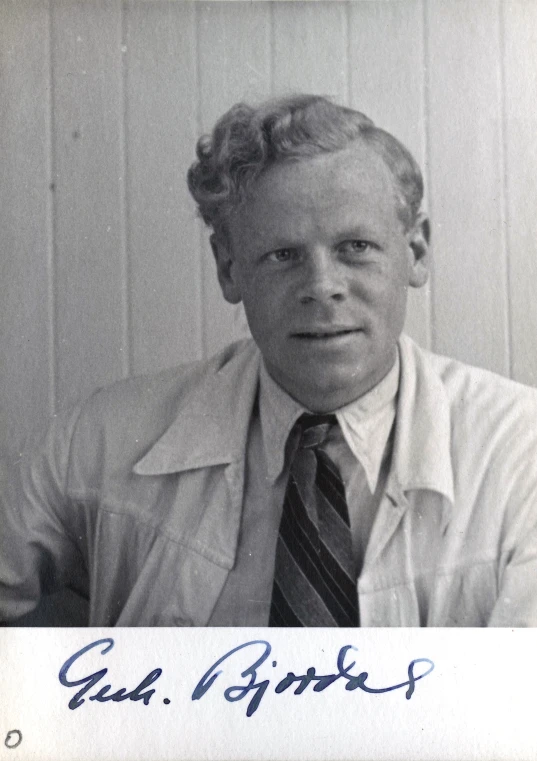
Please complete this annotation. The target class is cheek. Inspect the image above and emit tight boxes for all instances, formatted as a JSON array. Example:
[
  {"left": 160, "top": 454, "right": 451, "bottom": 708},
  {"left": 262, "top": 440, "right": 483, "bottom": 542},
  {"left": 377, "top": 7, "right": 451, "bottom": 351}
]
[
  {"left": 241, "top": 288, "right": 282, "bottom": 337},
  {"left": 349, "top": 267, "right": 401, "bottom": 303},
  {"left": 378, "top": 284, "right": 409, "bottom": 322},
  {"left": 242, "top": 271, "right": 291, "bottom": 310},
  {"left": 357, "top": 276, "right": 408, "bottom": 331}
]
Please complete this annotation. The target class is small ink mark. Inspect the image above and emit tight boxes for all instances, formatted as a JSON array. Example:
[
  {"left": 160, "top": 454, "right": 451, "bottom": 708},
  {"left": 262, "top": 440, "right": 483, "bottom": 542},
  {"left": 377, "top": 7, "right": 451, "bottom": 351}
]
[
  {"left": 163, "top": 698, "right": 171, "bottom": 705},
  {"left": 72, "top": 130, "right": 81, "bottom": 140},
  {"left": 272, "top": 661, "right": 277, "bottom": 667},
  {"left": 5, "top": 730, "right": 22, "bottom": 749},
  {"left": 49, "top": 182, "right": 56, "bottom": 192}
]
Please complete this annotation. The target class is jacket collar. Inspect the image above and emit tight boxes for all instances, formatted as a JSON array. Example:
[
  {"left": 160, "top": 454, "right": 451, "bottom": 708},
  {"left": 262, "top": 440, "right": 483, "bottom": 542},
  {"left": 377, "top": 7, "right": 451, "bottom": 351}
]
[
  {"left": 392, "top": 334, "right": 454, "bottom": 504},
  {"left": 133, "top": 334, "right": 455, "bottom": 506},
  {"left": 133, "top": 340, "right": 261, "bottom": 475}
]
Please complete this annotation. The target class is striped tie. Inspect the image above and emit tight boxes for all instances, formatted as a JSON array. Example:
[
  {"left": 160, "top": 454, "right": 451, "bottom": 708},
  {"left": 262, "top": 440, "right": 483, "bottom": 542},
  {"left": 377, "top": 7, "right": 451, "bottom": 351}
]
[{"left": 269, "top": 414, "right": 359, "bottom": 627}]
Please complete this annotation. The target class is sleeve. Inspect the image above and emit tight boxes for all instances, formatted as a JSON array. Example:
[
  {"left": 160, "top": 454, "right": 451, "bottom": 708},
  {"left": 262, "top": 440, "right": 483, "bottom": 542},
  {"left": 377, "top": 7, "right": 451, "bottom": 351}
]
[
  {"left": 0, "top": 404, "right": 87, "bottom": 622},
  {"left": 488, "top": 438, "right": 537, "bottom": 627},
  {"left": 488, "top": 531, "right": 537, "bottom": 627}
]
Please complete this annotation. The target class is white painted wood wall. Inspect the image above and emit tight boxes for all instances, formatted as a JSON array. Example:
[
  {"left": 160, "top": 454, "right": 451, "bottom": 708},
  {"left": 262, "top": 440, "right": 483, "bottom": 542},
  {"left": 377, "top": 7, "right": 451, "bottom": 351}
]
[{"left": 2, "top": 0, "right": 537, "bottom": 468}]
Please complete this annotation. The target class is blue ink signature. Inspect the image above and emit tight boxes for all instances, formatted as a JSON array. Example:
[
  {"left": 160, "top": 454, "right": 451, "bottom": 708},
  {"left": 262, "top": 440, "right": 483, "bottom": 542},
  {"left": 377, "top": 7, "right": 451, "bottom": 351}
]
[
  {"left": 192, "top": 640, "right": 435, "bottom": 717},
  {"left": 58, "top": 638, "right": 434, "bottom": 717},
  {"left": 58, "top": 638, "right": 163, "bottom": 710}
]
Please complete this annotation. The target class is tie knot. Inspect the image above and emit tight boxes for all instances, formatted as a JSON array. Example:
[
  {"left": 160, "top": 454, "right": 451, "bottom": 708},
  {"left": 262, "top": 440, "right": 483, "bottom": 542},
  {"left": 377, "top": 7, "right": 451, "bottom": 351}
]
[{"left": 296, "top": 413, "right": 337, "bottom": 449}]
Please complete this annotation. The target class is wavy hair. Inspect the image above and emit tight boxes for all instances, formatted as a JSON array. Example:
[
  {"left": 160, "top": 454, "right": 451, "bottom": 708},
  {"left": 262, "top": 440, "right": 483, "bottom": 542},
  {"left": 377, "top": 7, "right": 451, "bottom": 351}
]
[{"left": 187, "top": 95, "right": 424, "bottom": 240}]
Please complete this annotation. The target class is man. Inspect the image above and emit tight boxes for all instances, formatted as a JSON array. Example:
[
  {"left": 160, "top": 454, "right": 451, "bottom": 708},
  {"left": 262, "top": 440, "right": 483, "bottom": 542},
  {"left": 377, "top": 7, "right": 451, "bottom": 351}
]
[{"left": 1, "top": 94, "right": 537, "bottom": 626}]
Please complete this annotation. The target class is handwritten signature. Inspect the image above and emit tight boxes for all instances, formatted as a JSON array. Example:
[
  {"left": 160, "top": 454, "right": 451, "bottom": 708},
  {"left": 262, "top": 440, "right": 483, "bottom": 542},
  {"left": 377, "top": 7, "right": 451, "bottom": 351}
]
[
  {"left": 192, "top": 640, "right": 434, "bottom": 716},
  {"left": 58, "top": 638, "right": 434, "bottom": 717}
]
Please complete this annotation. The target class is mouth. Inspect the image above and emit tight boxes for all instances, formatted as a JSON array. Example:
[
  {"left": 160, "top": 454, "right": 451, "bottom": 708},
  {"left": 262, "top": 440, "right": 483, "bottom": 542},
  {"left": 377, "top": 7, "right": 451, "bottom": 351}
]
[{"left": 291, "top": 327, "right": 361, "bottom": 340}]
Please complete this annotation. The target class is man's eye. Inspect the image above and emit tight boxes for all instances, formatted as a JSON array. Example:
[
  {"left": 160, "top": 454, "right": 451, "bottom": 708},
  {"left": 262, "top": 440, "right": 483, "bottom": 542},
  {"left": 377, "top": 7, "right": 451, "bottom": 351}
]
[
  {"left": 267, "top": 248, "right": 295, "bottom": 263},
  {"left": 339, "top": 240, "right": 371, "bottom": 255}
]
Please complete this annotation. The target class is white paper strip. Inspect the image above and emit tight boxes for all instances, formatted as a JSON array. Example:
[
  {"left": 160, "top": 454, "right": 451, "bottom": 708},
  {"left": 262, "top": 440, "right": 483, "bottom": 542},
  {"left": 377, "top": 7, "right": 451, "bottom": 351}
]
[{"left": 0, "top": 628, "right": 535, "bottom": 761}]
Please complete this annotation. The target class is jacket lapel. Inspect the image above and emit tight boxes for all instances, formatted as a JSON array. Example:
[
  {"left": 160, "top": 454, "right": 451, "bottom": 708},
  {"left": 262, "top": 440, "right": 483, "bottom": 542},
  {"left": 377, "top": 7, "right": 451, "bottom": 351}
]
[
  {"left": 134, "top": 340, "right": 261, "bottom": 477},
  {"left": 131, "top": 341, "right": 261, "bottom": 622}
]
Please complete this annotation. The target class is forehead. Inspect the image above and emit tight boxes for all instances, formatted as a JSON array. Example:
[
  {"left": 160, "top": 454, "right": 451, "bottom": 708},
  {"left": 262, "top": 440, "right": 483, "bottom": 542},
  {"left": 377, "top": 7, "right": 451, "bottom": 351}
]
[{"left": 229, "top": 142, "right": 400, "bottom": 244}]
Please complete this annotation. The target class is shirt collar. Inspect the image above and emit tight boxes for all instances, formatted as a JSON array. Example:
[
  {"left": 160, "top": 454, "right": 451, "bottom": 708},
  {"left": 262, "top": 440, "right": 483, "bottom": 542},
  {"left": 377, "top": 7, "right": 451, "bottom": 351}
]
[
  {"left": 258, "top": 363, "right": 305, "bottom": 482},
  {"left": 259, "top": 338, "right": 454, "bottom": 506},
  {"left": 134, "top": 334, "right": 454, "bottom": 507},
  {"left": 259, "top": 354, "right": 399, "bottom": 489},
  {"left": 335, "top": 353, "right": 399, "bottom": 493}
]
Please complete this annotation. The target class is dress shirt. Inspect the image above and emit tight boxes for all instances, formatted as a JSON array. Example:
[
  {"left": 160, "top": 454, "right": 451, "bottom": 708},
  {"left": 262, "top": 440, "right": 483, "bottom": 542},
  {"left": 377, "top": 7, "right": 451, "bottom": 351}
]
[
  {"left": 209, "top": 355, "right": 399, "bottom": 625},
  {"left": 1, "top": 335, "right": 537, "bottom": 626}
]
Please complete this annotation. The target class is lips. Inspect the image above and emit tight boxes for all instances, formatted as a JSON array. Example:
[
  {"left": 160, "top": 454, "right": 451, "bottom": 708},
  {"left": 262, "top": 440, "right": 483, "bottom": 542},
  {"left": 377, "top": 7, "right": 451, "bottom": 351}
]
[{"left": 292, "top": 327, "right": 360, "bottom": 340}]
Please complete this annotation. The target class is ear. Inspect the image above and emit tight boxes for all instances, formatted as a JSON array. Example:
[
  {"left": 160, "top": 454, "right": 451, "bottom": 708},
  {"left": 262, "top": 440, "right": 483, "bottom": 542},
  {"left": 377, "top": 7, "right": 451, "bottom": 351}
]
[
  {"left": 210, "top": 233, "right": 242, "bottom": 305},
  {"left": 407, "top": 212, "right": 430, "bottom": 289}
]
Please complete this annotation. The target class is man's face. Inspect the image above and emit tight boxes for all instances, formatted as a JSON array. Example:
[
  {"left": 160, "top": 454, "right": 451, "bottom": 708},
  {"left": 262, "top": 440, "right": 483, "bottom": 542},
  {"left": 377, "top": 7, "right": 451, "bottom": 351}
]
[{"left": 213, "top": 142, "right": 429, "bottom": 412}]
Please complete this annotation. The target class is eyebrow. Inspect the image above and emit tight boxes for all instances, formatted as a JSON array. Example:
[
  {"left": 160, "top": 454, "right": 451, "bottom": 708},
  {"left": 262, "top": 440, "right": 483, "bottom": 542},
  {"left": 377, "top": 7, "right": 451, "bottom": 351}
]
[{"left": 261, "top": 227, "right": 382, "bottom": 248}]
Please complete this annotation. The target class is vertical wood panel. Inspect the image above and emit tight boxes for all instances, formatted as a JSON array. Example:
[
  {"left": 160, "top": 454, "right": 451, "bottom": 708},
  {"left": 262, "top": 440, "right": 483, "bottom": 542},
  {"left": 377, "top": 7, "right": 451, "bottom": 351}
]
[
  {"left": 51, "top": 0, "right": 126, "bottom": 410},
  {"left": 503, "top": 0, "right": 537, "bottom": 386},
  {"left": 272, "top": 2, "right": 348, "bottom": 103},
  {"left": 4, "top": 0, "right": 537, "bottom": 481},
  {"left": 197, "top": 1, "right": 271, "bottom": 357},
  {"left": 0, "top": 0, "right": 52, "bottom": 465},
  {"left": 124, "top": 1, "right": 202, "bottom": 374},
  {"left": 348, "top": 0, "right": 430, "bottom": 349},
  {"left": 427, "top": 0, "right": 509, "bottom": 374},
  {"left": 198, "top": 1, "right": 272, "bottom": 131}
]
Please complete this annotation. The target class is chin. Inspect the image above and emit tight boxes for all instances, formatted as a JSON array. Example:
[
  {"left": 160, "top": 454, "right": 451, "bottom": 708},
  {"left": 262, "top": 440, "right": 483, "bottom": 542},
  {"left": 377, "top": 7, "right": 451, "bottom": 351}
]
[{"left": 296, "top": 372, "right": 368, "bottom": 409}]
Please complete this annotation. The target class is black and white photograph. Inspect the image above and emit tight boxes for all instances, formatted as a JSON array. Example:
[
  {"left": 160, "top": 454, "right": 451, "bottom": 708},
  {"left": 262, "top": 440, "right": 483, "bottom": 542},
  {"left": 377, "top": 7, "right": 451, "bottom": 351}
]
[{"left": 1, "top": 0, "right": 537, "bottom": 757}]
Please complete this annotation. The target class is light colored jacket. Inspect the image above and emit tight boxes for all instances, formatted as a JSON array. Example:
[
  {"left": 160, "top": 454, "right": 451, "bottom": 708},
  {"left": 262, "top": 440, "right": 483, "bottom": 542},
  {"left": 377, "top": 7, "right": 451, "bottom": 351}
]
[{"left": 2, "top": 335, "right": 537, "bottom": 626}]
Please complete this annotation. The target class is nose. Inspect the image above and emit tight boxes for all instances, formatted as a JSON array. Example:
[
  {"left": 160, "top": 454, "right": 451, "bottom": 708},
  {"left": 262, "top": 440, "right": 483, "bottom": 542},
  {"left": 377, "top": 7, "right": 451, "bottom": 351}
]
[{"left": 296, "top": 250, "right": 346, "bottom": 304}]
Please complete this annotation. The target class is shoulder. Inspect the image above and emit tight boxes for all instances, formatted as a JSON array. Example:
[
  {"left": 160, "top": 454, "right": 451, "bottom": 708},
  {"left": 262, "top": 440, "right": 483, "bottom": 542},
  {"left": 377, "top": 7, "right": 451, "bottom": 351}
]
[
  {"left": 401, "top": 334, "right": 537, "bottom": 457},
  {"left": 417, "top": 339, "right": 537, "bottom": 415},
  {"left": 65, "top": 339, "right": 257, "bottom": 479},
  {"left": 77, "top": 339, "right": 255, "bottom": 425}
]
